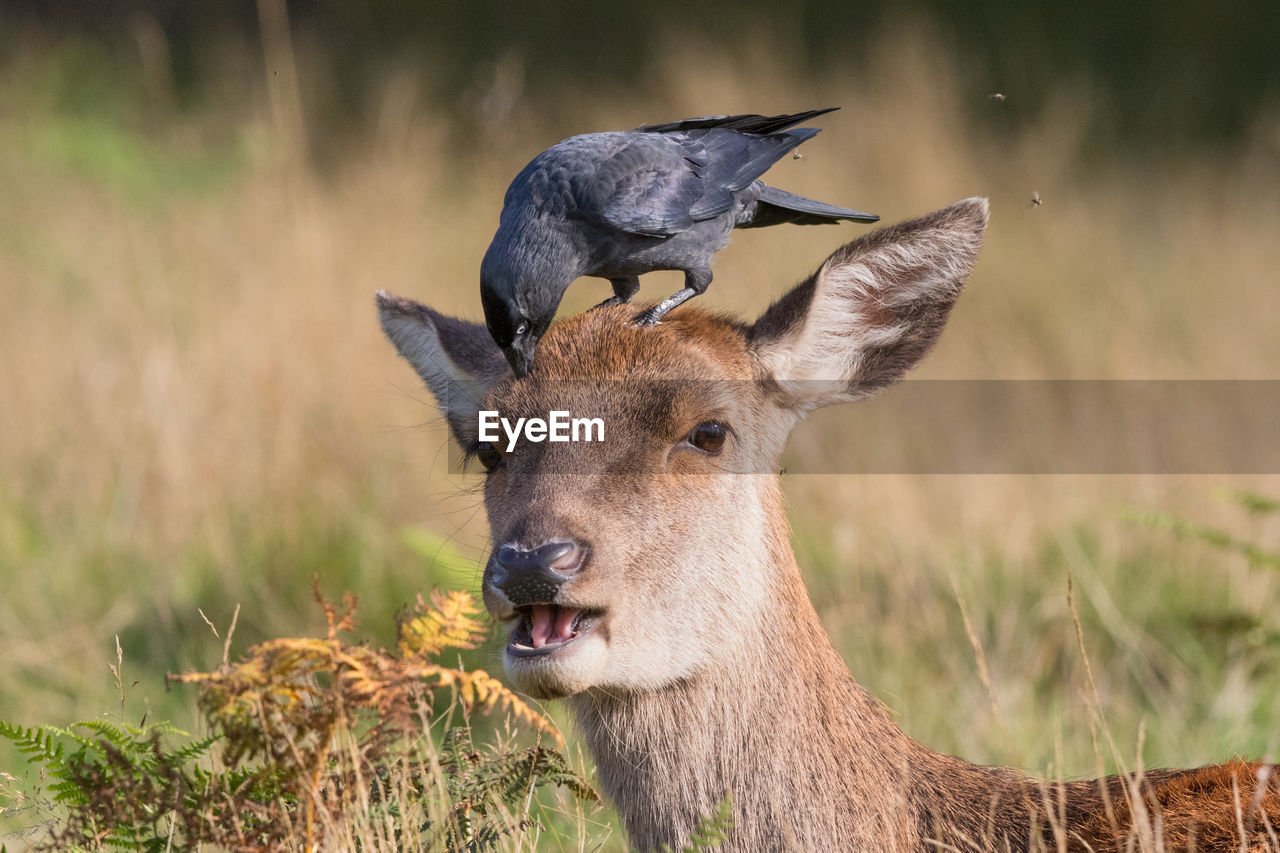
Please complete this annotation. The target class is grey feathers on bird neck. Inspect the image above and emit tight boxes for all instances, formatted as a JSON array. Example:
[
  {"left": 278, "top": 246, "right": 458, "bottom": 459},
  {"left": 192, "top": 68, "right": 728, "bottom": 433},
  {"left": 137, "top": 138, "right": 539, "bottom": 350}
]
[{"left": 481, "top": 212, "right": 584, "bottom": 319}]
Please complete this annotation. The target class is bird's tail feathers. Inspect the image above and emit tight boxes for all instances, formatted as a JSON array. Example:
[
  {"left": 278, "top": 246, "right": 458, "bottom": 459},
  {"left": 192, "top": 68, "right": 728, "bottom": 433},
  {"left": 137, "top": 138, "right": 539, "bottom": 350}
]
[
  {"left": 742, "top": 184, "right": 880, "bottom": 228},
  {"left": 725, "top": 126, "right": 819, "bottom": 185}
]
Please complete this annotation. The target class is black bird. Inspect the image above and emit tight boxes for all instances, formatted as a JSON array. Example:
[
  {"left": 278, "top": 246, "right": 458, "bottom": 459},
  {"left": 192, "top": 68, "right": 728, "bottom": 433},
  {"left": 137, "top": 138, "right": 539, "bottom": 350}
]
[{"left": 480, "top": 108, "right": 878, "bottom": 376}]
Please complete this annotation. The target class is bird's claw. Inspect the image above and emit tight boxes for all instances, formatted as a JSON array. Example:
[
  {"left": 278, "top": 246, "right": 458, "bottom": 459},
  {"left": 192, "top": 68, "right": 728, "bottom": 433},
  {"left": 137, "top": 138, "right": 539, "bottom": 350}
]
[{"left": 631, "top": 307, "right": 665, "bottom": 327}]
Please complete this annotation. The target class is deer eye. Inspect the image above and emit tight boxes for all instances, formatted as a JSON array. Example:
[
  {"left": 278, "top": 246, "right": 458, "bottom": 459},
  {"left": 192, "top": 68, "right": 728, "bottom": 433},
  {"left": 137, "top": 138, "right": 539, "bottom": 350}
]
[
  {"left": 474, "top": 441, "right": 503, "bottom": 472},
  {"left": 687, "top": 422, "right": 727, "bottom": 455}
]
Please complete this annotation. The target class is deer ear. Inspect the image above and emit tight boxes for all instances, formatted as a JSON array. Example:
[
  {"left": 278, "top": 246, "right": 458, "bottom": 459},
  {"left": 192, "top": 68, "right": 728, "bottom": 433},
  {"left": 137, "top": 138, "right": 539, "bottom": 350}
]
[
  {"left": 376, "top": 291, "right": 509, "bottom": 445},
  {"left": 748, "top": 198, "right": 988, "bottom": 413}
]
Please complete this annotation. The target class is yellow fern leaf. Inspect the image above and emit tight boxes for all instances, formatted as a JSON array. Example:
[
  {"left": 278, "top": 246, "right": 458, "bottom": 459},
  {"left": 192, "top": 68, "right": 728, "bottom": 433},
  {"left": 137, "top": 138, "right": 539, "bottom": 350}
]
[
  {"left": 175, "top": 587, "right": 564, "bottom": 756},
  {"left": 397, "top": 589, "right": 487, "bottom": 658},
  {"left": 463, "top": 669, "right": 563, "bottom": 748}
]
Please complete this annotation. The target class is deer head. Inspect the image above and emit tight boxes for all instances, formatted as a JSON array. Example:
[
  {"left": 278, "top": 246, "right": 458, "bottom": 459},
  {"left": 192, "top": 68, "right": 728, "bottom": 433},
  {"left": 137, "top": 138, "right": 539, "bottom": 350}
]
[{"left": 378, "top": 198, "right": 989, "bottom": 702}]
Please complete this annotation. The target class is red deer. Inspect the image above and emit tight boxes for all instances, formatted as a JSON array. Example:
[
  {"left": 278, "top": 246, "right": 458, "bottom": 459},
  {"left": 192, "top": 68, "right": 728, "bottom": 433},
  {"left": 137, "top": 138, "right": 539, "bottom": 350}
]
[{"left": 377, "top": 199, "right": 1280, "bottom": 851}]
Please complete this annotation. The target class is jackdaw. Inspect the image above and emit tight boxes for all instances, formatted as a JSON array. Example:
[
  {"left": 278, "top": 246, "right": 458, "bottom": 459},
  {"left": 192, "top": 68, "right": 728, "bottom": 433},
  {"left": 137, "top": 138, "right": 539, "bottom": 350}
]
[{"left": 481, "top": 108, "right": 878, "bottom": 377}]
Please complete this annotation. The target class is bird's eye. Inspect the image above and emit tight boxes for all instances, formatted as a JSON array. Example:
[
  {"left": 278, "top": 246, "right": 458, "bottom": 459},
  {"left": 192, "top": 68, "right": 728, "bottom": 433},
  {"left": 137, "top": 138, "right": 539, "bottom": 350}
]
[
  {"left": 515, "top": 322, "right": 528, "bottom": 336},
  {"left": 687, "top": 422, "right": 727, "bottom": 455},
  {"left": 474, "top": 442, "right": 503, "bottom": 472}
]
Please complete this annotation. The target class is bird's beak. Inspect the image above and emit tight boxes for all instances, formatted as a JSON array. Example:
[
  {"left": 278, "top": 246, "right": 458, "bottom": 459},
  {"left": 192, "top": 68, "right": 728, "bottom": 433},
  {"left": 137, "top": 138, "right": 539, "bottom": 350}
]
[{"left": 505, "top": 340, "right": 535, "bottom": 378}]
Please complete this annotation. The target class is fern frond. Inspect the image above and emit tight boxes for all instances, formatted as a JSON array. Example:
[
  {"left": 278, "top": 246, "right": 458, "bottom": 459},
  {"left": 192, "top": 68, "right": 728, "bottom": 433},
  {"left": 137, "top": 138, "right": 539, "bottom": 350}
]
[
  {"left": 479, "top": 745, "right": 598, "bottom": 806},
  {"left": 686, "top": 793, "right": 733, "bottom": 851},
  {"left": 314, "top": 578, "right": 358, "bottom": 639},
  {"left": 47, "top": 779, "right": 91, "bottom": 805},
  {"left": 143, "top": 721, "right": 193, "bottom": 739},
  {"left": 0, "top": 720, "right": 64, "bottom": 763},
  {"left": 38, "top": 724, "right": 103, "bottom": 757},
  {"left": 77, "top": 719, "right": 135, "bottom": 749},
  {"left": 398, "top": 588, "right": 487, "bottom": 658},
  {"left": 169, "top": 733, "right": 220, "bottom": 764},
  {"left": 654, "top": 793, "right": 733, "bottom": 852},
  {"left": 431, "top": 666, "right": 564, "bottom": 748}
]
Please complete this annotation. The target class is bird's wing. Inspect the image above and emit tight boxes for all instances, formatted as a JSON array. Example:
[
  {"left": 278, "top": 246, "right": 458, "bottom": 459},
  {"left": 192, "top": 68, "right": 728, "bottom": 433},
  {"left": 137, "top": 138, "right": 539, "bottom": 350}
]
[
  {"left": 583, "top": 121, "right": 825, "bottom": 236},
  {"left": 585, "top": 135, "right": 706, "bottom": 236}
]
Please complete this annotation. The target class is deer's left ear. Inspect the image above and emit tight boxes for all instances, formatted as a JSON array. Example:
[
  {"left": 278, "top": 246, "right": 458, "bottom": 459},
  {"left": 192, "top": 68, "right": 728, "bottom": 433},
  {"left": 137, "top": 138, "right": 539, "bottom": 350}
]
[{"left": 748, "top": 197, "right": 989, "bottom": 413}]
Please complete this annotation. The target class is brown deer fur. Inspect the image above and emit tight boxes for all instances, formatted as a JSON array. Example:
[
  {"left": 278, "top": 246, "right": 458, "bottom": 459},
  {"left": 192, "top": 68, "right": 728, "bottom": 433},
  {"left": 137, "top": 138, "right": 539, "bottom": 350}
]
[{"left": 377, "top": 199, "right": 1280, "bottom": 851}]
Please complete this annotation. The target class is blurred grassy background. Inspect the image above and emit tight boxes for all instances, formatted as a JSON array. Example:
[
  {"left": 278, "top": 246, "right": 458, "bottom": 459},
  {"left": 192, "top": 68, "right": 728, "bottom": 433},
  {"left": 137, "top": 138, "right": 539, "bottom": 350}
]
[{"left": 2, "top": 0, "right": 1280, "bottom": 845}]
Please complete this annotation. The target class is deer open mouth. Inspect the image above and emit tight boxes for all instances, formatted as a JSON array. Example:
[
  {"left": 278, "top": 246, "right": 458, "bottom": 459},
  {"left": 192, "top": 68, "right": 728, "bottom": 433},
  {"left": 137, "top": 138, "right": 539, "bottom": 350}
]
[{"left": 508, "top": 604, "right": 603, "bottom": 657}]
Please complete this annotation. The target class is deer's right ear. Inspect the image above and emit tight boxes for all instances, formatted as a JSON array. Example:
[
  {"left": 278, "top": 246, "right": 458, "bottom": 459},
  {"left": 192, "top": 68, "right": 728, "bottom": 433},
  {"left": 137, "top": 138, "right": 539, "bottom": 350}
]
[
  {"left": 376, "top": 291, "right": 509, "bottom": 445},
  {"left": 748, "top": 198, "right": 988, "bottom": 414}
]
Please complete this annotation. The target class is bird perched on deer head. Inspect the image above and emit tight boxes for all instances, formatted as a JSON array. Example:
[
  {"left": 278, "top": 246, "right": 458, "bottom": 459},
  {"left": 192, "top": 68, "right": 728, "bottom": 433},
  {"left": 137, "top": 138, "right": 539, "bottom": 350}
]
[{"left": 480, "top": 108, "right": 878, "bottom": 377}]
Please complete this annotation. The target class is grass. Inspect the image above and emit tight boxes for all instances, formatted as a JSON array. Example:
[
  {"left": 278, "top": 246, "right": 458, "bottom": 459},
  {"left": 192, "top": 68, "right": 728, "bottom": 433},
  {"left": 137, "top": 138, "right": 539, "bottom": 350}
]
[{"left": 2, "top": 20, "right": 1280, "bottom": 849}]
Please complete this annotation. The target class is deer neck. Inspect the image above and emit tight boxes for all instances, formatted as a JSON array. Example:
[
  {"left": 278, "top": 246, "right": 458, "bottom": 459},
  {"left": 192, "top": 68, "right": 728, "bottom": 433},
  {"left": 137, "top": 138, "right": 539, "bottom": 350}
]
[
  {"left": 568, "top": 500, "right": 1043, "bottom": 851},
  {"left": 569, "top": 509, "right": 919, "bottom": 850}
]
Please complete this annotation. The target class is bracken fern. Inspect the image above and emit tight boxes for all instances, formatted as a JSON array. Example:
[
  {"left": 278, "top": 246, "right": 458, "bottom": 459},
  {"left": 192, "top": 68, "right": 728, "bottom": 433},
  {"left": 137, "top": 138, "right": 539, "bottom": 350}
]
[{"left": 1, "top": 583, "right": 597, "bottom": 851}]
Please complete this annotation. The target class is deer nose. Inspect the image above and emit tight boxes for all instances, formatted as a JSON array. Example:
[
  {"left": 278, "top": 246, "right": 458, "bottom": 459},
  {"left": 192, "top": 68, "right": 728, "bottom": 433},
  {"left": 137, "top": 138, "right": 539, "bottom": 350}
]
[{"left": 491, "top": 540, "right": 584, "bottom": 606}]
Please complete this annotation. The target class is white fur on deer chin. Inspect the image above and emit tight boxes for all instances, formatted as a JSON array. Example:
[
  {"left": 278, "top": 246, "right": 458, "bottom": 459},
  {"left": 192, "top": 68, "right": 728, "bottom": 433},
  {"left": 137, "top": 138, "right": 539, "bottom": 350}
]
[{"left": 502, "top": 622, "right": 609, "bottom": 699}]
